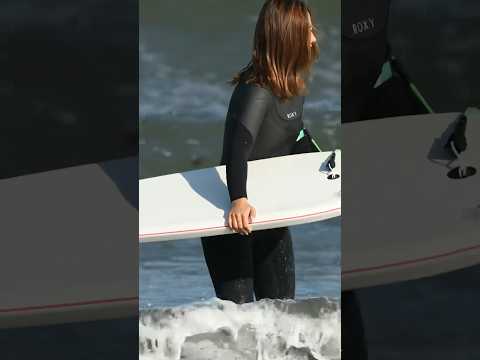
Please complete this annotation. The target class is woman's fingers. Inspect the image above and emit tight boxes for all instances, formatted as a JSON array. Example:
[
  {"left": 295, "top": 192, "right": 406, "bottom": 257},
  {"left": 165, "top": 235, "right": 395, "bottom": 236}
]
[
  {"left": 229, "top": 204, "right": 256, "bottom": 236},
  {"left": 233, "top": 213, "right": 245, "bottom": 235},
  {"left": 250, "top": 206, "right": 256, "bottom": 223},
  {"left": 236, "top": 213, "right": 247, "bottom": 235},
  {"left": 231, "top": 214, "right": 238, "bottom": 232},
  {"left": 242, "top": 213, "right": 251, "bottom": 234}
]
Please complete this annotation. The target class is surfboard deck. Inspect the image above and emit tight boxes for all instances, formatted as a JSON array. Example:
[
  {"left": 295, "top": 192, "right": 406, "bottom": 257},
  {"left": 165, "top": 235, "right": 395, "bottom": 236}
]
[
  {"left": 342, "top": 111, "right": 480, "bottom": 290},
  {"left": 140, "top": 151, "right": 342, "bottom": 242},
  {"left": 0, "top": 158, "right": 138, "bottom": 329}
]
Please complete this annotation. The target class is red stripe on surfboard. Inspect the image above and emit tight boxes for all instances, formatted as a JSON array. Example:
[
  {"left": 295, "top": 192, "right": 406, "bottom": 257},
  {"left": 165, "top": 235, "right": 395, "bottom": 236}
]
[
  {"left": 0, "top": 297, "right": 138, "bottom": 313},
  {"left": 139, "top": 207, "right": 341, "bottom": 239},
  {"left": 342, "top": 244, "right": 480, "bottom": 275}
]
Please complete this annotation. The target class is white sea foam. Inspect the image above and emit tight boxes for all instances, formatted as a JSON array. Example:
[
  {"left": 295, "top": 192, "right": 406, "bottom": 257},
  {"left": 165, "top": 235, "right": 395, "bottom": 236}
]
[{"left": 139, "top": 297, "right": 340, "bottom": 360}]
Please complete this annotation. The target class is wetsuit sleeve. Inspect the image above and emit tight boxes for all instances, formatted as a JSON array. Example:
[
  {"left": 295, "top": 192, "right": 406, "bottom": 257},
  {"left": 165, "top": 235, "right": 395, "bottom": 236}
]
[{"left": 226, "top": 85, "right": 271, "bottom": 202}]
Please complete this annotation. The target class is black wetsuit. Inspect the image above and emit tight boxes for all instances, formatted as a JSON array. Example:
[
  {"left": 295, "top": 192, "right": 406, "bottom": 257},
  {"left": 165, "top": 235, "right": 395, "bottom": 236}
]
[
  {"left": 342, "top": 0, "right": 428, "bottom": 123},
  {"left": 201, "top": 80, "right": 305, "bottom": 304},
  {"left": 342, "top": 0, "right": 390, "bottom": 123}
]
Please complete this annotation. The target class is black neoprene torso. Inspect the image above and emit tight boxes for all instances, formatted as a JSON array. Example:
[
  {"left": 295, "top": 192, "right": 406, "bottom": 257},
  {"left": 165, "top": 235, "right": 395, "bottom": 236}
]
[
  {"left": 342, "top": 0, "right": 391, "bottom": 123},
  {"left": 201, "top": 79, "right": 302, "bottom": 304},
  {"left": 220, "top": 81, "right": 305, "bottom": 201}
]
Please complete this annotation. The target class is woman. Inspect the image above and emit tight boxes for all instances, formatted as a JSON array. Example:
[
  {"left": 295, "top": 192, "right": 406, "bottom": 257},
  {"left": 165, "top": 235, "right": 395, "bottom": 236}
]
[{"left": 201, "top": 0, "right": 319, "bottom": 304}]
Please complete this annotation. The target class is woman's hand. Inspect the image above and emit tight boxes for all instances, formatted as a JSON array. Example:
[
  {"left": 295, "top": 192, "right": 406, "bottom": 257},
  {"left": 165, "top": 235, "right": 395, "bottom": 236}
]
[{"left": 228, "top": 197, "right": 256, "bottom": 236}]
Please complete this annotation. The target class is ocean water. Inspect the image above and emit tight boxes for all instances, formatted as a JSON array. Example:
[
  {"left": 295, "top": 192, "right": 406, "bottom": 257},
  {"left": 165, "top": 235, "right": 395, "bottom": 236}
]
[
  {"left": 140, "top": 0, "right": 340, "bottom": 178},
  {"left": 140, "top": 220, "right": 340, "bottom": 359},
  {"left": 140, "top": 1, "right": 340, "bottom": 358},
  {"left": 140, "top": 219, "right": 340, "bottom": 309}
]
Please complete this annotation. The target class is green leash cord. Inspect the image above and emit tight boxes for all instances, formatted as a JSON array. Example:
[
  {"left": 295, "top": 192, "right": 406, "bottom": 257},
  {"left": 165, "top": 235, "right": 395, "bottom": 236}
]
[
  {"left": 374, "top": 57, "right": 435, "bottom": 114},
  {"left": 296, "top": 128, "right": 322, "bottom": 152},
  {"left": 409, "top": 82, "right": 434, "bottom": 114}
]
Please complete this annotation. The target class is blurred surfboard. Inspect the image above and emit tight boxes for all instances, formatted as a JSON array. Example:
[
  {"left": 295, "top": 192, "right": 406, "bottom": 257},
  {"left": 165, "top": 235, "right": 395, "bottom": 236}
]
[
  {"left": 342, "top": 111, "right": 480, "bottom": 290},
  {"left": 0, "top": 157, "right": 138, "bottom": 328}
]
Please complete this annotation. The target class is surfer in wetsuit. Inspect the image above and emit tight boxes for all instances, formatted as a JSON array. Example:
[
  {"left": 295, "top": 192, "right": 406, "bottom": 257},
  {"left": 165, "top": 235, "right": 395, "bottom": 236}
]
[{"left": 201, "top": 0, "right": 320, "bottom": 304}]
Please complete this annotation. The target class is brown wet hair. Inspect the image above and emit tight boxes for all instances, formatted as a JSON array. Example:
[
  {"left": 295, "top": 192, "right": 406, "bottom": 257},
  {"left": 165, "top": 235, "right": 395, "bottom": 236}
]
[{"left": 231, "top": 0, "right": 320, "bottom": 100}]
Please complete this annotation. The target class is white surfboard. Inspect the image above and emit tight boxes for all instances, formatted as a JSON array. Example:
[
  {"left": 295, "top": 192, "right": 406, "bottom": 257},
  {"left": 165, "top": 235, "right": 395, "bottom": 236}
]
[
  {"left": 140, "top": 151, "right": 342, "bottom": 242},
  {"left": 0, "top": 158, "right": 138, "bottom": 329},
  {"left": 342, "top": 111, "right": 480, "bottom": 290}
]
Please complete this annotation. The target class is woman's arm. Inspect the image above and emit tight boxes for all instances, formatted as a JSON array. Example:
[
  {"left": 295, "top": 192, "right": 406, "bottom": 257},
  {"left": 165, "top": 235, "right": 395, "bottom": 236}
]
[
  {"left": 225, "top": 83, "right": 271, "bottom": 235},
  {"left": 226, "top": 84, "right": 271, "bottom": 201}
]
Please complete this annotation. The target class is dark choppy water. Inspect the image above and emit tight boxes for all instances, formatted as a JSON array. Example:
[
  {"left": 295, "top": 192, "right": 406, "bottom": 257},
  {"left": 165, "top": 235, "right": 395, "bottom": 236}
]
[
  {"left": 140, "top": 0, "right": 340, "bottom": 178},
  {"left": 140, "top": 219, "right": 340, "bottom": 309}
]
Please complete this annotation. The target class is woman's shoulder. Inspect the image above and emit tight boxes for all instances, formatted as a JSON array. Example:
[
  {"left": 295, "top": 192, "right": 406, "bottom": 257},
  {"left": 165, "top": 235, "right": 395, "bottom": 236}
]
[
  {"left": 233, "top": 80, "right": 273, "bottom": 102},
  {"left": 233, "top": 79, "right": 306, "bottom": 106}
]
